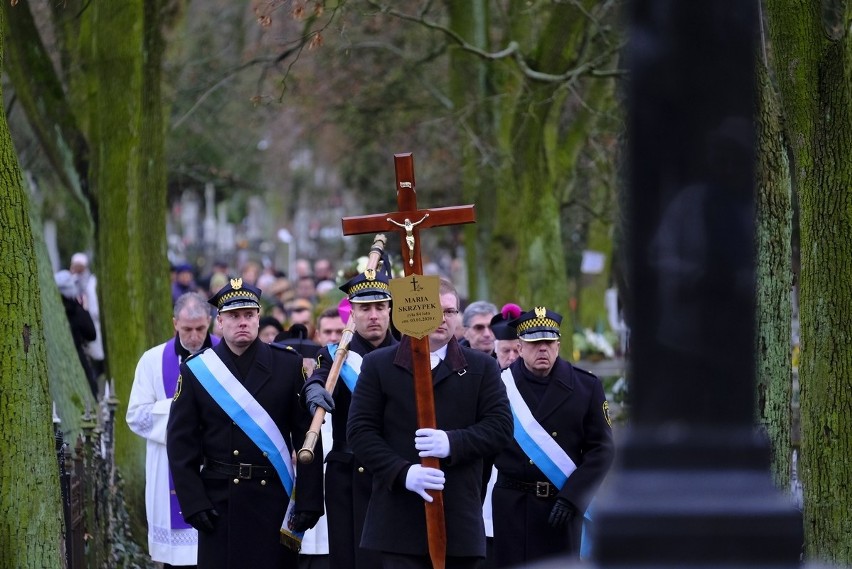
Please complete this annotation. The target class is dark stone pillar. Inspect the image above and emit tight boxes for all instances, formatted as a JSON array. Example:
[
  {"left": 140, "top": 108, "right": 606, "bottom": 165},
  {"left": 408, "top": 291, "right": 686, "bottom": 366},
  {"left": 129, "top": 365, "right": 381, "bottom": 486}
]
[{"left": 593, "top": 1, "right": 803, "bottom": 566}]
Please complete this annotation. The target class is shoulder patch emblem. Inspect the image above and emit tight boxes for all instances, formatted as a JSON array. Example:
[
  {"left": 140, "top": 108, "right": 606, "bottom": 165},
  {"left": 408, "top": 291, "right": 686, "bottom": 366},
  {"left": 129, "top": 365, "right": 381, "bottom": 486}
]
[{"left": 603, "top": 400, "right": 612, "bottom": 428}]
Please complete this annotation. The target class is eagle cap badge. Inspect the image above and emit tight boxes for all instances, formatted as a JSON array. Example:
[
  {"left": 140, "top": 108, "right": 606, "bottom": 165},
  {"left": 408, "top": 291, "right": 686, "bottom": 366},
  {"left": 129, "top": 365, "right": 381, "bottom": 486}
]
[
  {"left": 535, "top": 306, "right": 547, "bottom": 319},
  {"left": 230, "top": 277, "right": 243, "bottom": 290}
]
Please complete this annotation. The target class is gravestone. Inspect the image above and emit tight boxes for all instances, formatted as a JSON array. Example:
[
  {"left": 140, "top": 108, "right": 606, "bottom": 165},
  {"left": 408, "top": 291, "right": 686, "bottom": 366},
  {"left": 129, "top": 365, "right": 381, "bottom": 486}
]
[{"left": 592, "top": 1, "right": 803, "bottom": 567}]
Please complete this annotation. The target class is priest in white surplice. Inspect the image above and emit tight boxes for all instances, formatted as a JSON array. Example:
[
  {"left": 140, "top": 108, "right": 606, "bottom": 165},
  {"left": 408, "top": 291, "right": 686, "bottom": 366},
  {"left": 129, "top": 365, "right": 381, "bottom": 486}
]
[{"left": 127, "top": 292, "right": 218, "bottom": 568}]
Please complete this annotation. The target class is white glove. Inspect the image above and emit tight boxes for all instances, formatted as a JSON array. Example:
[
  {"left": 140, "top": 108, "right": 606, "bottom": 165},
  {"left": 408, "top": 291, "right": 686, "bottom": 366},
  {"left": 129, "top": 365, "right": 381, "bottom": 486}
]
[
  {"left": 405, "top": 464, "right": 445, "bottom": 502},
  {"left": 415, "top": 428, "right": 450, "bottom": 458}
]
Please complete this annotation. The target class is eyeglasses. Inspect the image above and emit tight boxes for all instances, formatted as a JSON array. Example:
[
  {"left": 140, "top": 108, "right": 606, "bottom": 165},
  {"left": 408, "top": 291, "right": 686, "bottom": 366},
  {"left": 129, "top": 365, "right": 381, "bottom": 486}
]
[
  {"left": 442, "top": 308, "right": 460, "bottom": 317},
  {"left": 470, "top": 324, "right": 490, "bottom": 332}
]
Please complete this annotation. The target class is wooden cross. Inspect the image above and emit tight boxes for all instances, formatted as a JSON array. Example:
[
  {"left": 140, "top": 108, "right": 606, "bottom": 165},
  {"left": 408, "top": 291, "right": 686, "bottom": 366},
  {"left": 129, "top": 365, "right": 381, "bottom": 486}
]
[{"left": 341, "top": 152, "right": 475, "bottom": 569}]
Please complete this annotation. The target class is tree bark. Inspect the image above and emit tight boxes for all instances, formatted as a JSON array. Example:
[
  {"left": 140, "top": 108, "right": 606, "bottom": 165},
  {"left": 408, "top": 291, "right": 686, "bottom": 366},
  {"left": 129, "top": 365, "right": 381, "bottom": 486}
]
[
  {"left": 1, "top": 0, "right": 90, "bottom": 207},
  {"left": 765, "top": 0, "right": 852, "bottom": 561},
  {"left": 489, "top": 0, "right": 600, "bottom": 327},
  {"left": 446, "top": 0, "right": 495, "bottom": 301},
  {"left": 0, "top": 15, "right": 63, "bottom": 567},
  {"left": 29, "top": 201, "right": 98, "bottom": 440},
  {"left": 754, "top": 63, "right": 793, "bottom": 491},
  {"left": 84, "top": 0, "right": 172, "bottom": 542},
  {"left": 3, "top": 0, "right": 174, "bottom": 541}
]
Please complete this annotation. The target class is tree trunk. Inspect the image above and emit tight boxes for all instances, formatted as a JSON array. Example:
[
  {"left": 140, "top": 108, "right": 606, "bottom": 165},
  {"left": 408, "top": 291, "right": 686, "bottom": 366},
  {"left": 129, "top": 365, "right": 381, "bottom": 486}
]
[
  {"left": 84, "top": 0, "right": 172, "bottom": 542},
  {"left": 1, "top": 0, "right": 90, "bottom": 206},
  {"left": 0, "top": 17, "right": 63, "bottom": 567},
  {"left": 573, "top": 76, "right": 619, "bottom": 332},
  {"left": 4, "top": 0, "right": 174, "bottom": 540},
  {"left": 754, "top": 63, "right": 793, "bottom": 491},
  {"left": 29, "top": 198, "right": 98, "bottom": 440},
  {"left": 139, "top": 0, "right": 174, "bottom": 342},
  {"left": 488, "top": 0, "right": 600, "bottom": 334},
  {"left": 765, "top": 0, "right": 852, "bottom": 562},
  {"left": 446, "top": 0, "right": 495, "bottom": 301}
]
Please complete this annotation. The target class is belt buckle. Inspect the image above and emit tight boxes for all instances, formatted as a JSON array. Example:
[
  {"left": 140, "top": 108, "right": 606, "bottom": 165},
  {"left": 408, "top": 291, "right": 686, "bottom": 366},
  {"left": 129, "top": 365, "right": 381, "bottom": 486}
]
[
  {"left": 238, "top": 463, "right": 252, "bottom": 479},
  {"left": 535, "top": 481, "right": 551, "bottom": 498}
]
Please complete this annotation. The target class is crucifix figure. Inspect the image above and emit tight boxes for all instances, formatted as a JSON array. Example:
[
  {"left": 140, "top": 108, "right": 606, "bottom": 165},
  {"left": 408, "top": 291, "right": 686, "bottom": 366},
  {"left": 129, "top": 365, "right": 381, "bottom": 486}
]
[
  {"left": 342, "top": 153, "right": 476, "bottom": 569},
  {"left": 387, "top": 214, "right": 429, "bottom": 266}
]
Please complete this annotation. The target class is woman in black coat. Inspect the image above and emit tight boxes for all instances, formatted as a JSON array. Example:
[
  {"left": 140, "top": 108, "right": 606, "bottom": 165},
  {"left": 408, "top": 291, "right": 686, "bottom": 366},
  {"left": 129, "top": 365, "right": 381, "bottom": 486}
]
[{"left": 56, "top": 270, "right": 97, "bottom": 395}]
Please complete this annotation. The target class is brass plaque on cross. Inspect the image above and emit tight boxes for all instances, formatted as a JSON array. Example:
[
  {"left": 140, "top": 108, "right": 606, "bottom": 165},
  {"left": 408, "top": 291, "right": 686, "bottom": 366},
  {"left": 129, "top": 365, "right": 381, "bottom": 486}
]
[{"left": 389, "top": 274, "right": 443, "bottom": 339}]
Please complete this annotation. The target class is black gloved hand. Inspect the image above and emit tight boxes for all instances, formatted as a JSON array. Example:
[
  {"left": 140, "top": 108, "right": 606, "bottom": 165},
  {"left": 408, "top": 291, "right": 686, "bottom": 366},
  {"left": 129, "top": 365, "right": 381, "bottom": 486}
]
[
  {"left": 548, "top": 497, "right": 575, "bottom": 529},
  {"left": 186, "top": 508, "right": 219, "bottom": 534},
  {"left": 304, "top": 382, "right": 335, "bottom": 415},
  {"left": 288, "top": 511, "right": 322, "bottom": 532}
]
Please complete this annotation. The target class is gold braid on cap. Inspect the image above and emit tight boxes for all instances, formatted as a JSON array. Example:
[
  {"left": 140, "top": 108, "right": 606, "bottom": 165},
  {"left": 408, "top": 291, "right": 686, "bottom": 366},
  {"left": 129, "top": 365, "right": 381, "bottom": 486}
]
[
  {"left": 348, "top": 280, "right": 390, "bottom": 294},
  {"left": 217, "top": 290, "right": 259, "bottom": 309},
  {"left": 516, "top": 306, "right": 559, "bottom": 334}
]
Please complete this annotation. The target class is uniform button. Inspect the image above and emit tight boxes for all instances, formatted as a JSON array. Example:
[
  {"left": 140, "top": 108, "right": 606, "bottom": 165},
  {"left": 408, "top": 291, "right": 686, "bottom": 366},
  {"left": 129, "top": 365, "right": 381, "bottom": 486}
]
[
  {"left": 263, "top": 452, "right": 268, "bottom": 457},
  {"left": 233, "top": 479, "right": 240, "bottom": 484},
  {"left": 261, "top": 480, "right": 267, "bottom": 486},
  {"left": 529, "top": 459, "right": 534, "bottom": 465},
  {"left": 232, "top": 421, "right": 237, "bottom": 426},
  {"left": 233, "top": 450, "right": 239, "bottom": 456},
  {"left": 358, "top": 467, "right": 365, "bottom": 473},
  {"left": 551, "top": 432, "right": 557, "bottom": 437}
]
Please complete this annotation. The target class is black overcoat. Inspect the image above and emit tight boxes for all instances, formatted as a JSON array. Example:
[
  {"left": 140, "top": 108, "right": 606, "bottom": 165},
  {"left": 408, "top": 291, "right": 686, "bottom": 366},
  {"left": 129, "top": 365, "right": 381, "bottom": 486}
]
[
  {"left": 167, "top": 339, "right": 324, "bottom": 569},
  {"left": 492, "top": 357, "right": 614, "bottom": 566},
  {"left": 301, "top": 331, "right": 397, "bottom": 569},
  {"left": 347, "top": 337, "right": 513, "bottom": 558}
]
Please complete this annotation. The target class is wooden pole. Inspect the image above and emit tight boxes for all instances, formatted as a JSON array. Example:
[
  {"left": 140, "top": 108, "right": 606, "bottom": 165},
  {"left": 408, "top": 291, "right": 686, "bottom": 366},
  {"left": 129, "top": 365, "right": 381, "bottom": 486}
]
[{"left": 297, "top": 234, "right": 387, "bottom": 464}]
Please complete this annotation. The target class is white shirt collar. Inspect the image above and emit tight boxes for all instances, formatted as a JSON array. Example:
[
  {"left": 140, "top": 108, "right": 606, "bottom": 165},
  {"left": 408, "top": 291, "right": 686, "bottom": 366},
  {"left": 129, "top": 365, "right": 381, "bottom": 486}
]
[{"left": 430, "top": 344, "right": 449, "bottom": 369}]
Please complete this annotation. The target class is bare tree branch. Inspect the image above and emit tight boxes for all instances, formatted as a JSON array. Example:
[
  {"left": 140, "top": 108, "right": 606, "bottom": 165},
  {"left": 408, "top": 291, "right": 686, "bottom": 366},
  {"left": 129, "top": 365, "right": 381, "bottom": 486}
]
[{"left": 366, "top": 0, "right": 626, "bottom": 83}]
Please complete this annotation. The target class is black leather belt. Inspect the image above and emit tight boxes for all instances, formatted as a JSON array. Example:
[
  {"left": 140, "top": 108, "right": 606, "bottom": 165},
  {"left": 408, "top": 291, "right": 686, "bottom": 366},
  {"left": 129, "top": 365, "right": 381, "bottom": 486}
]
[
  {"left": 203, "top": 458, "right": 276, "bottom": 480},
  {"left": 495, "top": 474, "right": 559, "bottom": 498}
]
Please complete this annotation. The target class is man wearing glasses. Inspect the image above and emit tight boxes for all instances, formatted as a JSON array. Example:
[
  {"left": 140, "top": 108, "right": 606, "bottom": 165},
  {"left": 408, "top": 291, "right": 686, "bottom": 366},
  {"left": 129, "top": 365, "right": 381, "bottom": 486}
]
[{"left": 460, "top": 301, "right": 498, "bottom": 356}]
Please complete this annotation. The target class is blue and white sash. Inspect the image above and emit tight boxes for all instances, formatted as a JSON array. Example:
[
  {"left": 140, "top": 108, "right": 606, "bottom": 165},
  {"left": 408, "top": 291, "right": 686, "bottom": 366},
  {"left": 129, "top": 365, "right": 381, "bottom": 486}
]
[
  {"left": 500, "top": 368, "right": 577, "bottom": 489},
  {"left": 327, "top": 344, "right": 363, "bottom": 393},
  {"left": 186, "top": 350, "right": 295, "bottom": 494}
]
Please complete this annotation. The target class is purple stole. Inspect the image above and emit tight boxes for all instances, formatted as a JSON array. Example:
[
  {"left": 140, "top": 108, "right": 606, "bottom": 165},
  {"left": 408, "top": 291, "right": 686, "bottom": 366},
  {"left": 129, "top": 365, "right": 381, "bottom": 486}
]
[{"left": 162, "top": 335, "right": 219, "bottom": 530}]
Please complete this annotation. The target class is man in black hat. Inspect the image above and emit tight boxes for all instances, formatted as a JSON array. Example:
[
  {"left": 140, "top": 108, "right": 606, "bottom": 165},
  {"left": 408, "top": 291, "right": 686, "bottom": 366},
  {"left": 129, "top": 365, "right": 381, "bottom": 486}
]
[
  {"left": 167, "top": 278, "right": 324, "bottom": 569},
  {"left": 491, "top": 307, "right": 614, "bottom": 566},
  {"left": 489, "top": 303, "right": 523, "bottom": 370},
  {"left": 300, "top": 268, "right": 398, "bottom": 569}
]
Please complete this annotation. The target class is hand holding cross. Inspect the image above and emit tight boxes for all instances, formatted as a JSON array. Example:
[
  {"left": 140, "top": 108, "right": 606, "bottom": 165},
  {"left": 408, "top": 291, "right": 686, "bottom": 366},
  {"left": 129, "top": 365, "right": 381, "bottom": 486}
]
[{"left": 341, "top": 153, "right": 475, "bottom": 569}]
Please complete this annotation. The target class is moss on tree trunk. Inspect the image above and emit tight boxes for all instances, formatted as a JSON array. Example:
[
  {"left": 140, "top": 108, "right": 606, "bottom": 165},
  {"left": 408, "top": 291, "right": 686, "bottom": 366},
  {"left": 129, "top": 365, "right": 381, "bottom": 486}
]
[
  {"left": 0, "top": 16, "right": 63, "bottom": 567},
  {"left": 755, "top": 64, "right": 793, "bottom": 491},
  {"left": 766, "top": 0, "right": 852, "bottom": 561},
  {"left": 84, "top": 0, "right": 172, "bottom": 543}
]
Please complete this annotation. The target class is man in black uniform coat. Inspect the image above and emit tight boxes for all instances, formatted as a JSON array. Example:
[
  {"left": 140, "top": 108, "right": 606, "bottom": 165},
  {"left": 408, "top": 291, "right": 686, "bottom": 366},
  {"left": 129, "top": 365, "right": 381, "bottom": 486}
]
[
  {"left": 167, "top": 279, "right": 323, "bottom": 569},
  {"left": 491, "top": 307, "right": 614, "bottom": 566},
  {"left": 301, "top": 269, "right": 398, "bottom": 569},
  {"left": 347, "top": 279, "right": 513, "bottom": 569}
]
